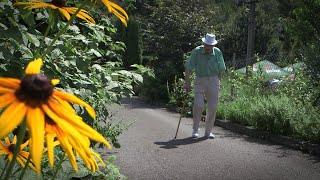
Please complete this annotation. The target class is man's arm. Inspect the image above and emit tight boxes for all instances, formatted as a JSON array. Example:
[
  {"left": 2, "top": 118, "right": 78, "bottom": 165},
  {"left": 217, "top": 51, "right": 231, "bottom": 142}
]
[
  {"left": 218, "top": 71, "right": 223, "bottom": 81},
  {"left": 184, "top": 69, "right": 191, "bottom": 92}
]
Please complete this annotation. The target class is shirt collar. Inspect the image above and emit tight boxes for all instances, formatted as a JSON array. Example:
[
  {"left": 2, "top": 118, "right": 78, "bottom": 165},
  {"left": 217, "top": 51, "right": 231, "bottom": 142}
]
[{"left": 201, "top": 46, "right": 215, "bottom": 55}]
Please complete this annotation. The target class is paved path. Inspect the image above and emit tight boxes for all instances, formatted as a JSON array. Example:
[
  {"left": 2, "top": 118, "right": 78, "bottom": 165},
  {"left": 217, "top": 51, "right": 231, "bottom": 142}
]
[{"left": 106, "top": 97, "right": 320, "bottom": 180}]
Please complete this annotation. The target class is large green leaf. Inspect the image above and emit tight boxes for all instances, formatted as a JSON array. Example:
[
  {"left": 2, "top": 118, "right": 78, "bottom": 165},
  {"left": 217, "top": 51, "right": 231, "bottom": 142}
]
[{"left": 25, "top": 32, "right": 40, "bottom": 47}]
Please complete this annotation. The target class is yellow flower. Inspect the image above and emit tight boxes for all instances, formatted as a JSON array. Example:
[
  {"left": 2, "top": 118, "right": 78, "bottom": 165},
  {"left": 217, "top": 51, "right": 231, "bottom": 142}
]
[
  {"left": 47, "top": 138, "right": 106, "bottom": 173},
  {"left": 0, "top": 135, "right": 36, "bottom": 171},
  {"left": 0, "top": 58, "right": 111, "bottom": 175},
  {"left": 99, "top": 0, "right": 129, "bottom": 26},
  {"left": 45, "top": 116, "right": 106, "bottom": 173},
  {"left": 15, "top": 0, "right": 96, "bottom": 24}
]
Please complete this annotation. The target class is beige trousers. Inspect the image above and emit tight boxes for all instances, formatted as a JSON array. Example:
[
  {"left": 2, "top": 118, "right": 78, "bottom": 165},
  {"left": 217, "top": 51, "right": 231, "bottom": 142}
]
[{"left": 193, "top": 76, "right": 220, "bottom": 135}]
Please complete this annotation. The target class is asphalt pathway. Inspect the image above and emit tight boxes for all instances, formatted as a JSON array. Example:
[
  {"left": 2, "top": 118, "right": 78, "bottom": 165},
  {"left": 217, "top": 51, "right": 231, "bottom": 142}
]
[{"left": 106, "top": 97, "right": 320, "bottom": 180}]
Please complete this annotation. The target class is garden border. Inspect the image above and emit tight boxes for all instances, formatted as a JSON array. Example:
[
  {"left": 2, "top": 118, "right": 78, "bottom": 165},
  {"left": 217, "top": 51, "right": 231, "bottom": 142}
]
[{"left": 215, "top": 119, "right": 320, "bottom": 157}]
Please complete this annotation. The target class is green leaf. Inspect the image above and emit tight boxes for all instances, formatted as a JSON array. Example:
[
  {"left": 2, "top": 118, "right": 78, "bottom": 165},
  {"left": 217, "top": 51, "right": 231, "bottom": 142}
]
[
  {"left": 117, "top": 70, "right": 132, "bottom": 77},
  {"left": 132, "top": 73, "right": 143, "bottom": 83},
  {"left": 88, "top": 49, "right": 102, "bottom": 57},
  {"left": 0, "top": 23, "right": 8, "bottom": 30},
  {"left": 20, "top": 9, "right": 35, "bottom": 27},
  {"left": 68, "top": 25, "right": 80, "bottom": 34},
  {"left": 107, "top": 155, "right": 117, "bottom": 163},
  {"left": 113, "top": 142, "right": 121, "bottom": 148},
  {"left": 92, "top": 64, "right": 103, "bottom": 72},
  {"left": 25, "top": 32, "right": 40, "bottom": 47},
  {"left": 0, "top": 52, "right": 4, "bottom": 60}
]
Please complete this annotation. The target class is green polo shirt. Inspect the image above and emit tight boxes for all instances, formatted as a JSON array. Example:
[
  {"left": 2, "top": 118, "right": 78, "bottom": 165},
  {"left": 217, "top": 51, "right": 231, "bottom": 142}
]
[{"left": 184, "top": 46, "right": 226, "bottom": 77}]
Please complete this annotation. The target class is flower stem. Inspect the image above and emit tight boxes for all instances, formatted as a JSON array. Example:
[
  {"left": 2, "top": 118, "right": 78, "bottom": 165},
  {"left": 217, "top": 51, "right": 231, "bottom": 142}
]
[
  {"left": 40, "top": 2, "right": 87, "bottom": 59},
  {"left": 18, "top": 155, "right": 31, "bottom": 180},
  {"left": 35, "top": 10, "right": 57, "bottom": 58},
  {"left": 3, "top": 120, "right": 27, "bottom": 180},
  {"left": 51, "top": 153, "right": 66, "bottom": 180},
  {"left": 0, "top": 160, "right": 9, "bottom": 179}
]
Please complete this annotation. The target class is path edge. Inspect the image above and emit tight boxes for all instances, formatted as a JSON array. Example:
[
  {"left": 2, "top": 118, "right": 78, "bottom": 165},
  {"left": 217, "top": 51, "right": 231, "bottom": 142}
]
[{"left": 215, "top": 119, "right": 320, "bottom": 157}]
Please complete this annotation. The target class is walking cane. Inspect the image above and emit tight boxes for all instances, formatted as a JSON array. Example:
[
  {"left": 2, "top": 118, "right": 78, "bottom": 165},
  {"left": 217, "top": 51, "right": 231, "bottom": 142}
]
[{"left": 174, "top": 94, "right": 188, "bottom": 139}]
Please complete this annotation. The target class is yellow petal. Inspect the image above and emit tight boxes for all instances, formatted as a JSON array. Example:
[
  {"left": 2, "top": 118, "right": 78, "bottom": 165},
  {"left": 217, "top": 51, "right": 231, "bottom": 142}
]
[
  {"left": 54, "top": 96, "right": 76, "bottom": 113},
  {"left": 109, "top": 1, "right": 129, "bottom": 19},
  {"left": 0, "top": 87, "right": 15, "bottom": 94},
  {"left": 67, "top": 136, "right": 92, "bottom": 169},
  {"left": 30, "top": 3, "right": 57, "bottom": 10},
  {"left": 0, "top": 78, "right": 20, "bottom": 89},
  {"left": 53, "top": 90, "right": 96, "bottom": 119},
  {"left": 26, "top": 107, "right": 45, "bottom": 175},
  {"left": 14, "top": 0, "right": 55, "bottom": 10},
  {"left": 0, "top": 93, "right": 16, "bottom": 109},
  {"left": 45, "top": 133, "right": 56, "bottom": 168},
  {"left": 20, "top": 140, "right": 29, "bottom": 150},
  {"left": 101, "top": 0, "right": 128, "bottom": 26},
  {"left": 76, "top": 11, "right": 96, "bottom": 24},
  {"left": 0, "top": 101, "right": 27, "bottom": 139},
  {"left": 16, "top": 155, "right": 27, "bottom": 168},
  {"left": 47, "top": 98, "right": 111, "bottom": 149},
  {"left": 92, "top": 150, "right": 106, "bottom": 167},
  {"left": 12, "top": 135, "right": 17, "bottom": 144},
  {"left": 0, "top": 150, "right": 8, "bottom": 155},
  {"left": 19, "top": 152, "right": 37, "bottom": 171},
  {"left": 25, "top": 58, "right": 43, "bottom": 74},
  {"left": 4, "top": 137, "right": 10, "bottom": 145},
  {"left": 111, "top": 9, "right": 128, "bottom": 27},
  {"left": 51, "top": 79, "right": 60, "bottom": 85},
  {"left": 43, "top": 103, "right": 92, "bottom": 149},
  {"left": 64, "top": 7, "right": 96, "bottom": 24},
  {"left": 55, "top": 130, "right": 78, "bottom": 172},
  {"left": 58, "top": 8, "right": 71, "bottom": 21}
]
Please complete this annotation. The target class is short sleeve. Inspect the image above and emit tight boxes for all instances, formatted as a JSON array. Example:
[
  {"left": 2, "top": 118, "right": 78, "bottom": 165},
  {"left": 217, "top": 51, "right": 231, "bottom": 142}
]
[
  {"left": 184, "top": 49, "right": 197, "bottom": 70},
  {"left": 217, "top": 49, "right": 226, "bottom": 71}
]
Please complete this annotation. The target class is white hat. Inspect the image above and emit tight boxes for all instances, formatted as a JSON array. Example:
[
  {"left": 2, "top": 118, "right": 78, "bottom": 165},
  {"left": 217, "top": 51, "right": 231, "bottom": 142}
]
[{"left": 202, "top": 34, "right": 218, "bottom": 45}]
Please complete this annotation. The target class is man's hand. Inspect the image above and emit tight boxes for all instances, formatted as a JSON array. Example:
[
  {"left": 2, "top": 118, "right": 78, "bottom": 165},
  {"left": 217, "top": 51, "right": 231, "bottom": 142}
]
[{"left": 184, "top": 80, "right": 191, "bottom": 92}]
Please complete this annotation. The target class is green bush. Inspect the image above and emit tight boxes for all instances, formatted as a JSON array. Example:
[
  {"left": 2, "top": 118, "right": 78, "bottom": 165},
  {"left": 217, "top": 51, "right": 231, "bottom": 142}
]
[{"left": 218, "top": 70, "right": 320, "bottom": 143}]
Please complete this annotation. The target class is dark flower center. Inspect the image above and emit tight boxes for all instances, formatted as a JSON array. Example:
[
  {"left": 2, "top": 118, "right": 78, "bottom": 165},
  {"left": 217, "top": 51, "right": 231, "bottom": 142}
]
[
  {"left": 16, "top": 74, "right": 54, "bottom": 107},
  {"left": 51, "top": 0, "right": 66, "bottom": 7},
  {"left": 8, "top": 144, "right": 15, "bottom": 153}
]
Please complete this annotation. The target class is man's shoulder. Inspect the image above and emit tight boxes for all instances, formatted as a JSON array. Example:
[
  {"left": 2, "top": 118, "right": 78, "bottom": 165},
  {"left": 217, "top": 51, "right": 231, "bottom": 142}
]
[
  {"left": 195, "top": 45, "right": 204, "bottom": 51},
  {"left": 213, "top": 47, "right": 221, "bottom": 52}
]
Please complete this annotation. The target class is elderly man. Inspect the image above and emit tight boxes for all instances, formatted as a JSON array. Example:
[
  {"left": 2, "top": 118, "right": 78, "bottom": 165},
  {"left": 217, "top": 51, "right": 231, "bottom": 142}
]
[{"left": 184, "top": 33, "right": 226, "bottom": 139}]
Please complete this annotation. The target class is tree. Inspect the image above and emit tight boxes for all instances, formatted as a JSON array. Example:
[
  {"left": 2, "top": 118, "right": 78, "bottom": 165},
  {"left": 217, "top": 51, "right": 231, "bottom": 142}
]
[{"left": 122, "top": 16, "right": 143, "bottom": 68}]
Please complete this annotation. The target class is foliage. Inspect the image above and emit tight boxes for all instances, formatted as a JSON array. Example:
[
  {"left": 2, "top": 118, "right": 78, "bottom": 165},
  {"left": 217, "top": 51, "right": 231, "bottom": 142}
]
[
  {"left": 0, "top": 0, "right": 134, "bottom": 179},
  {"left": 166, "top": 77, "right": 193, "bottom": 117},
  {"left": 0, "top": 149, "right": 127, "bottom": 180},
  {"left": 0, "top": 1, "right": 141, "bottom": 148},
  {"left": 218, "top": 71, "right": 320, "bottom": 143},
  {"left": 132, "top": 0, "right": 223, "bottom": 102},
  {"left": 121, "top": 16, "right": 143, "bottom": 68},
  {"left": 279, "top": 0, "right": 320, "bottom": 97},
  {"left": 131, "top": 0, "right": 296, "bottom": 102}
]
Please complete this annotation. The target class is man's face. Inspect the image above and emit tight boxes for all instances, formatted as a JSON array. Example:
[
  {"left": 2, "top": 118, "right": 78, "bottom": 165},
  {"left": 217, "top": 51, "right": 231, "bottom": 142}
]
[{"left": 204, "top": 44, "right": 214, "bottom": 54}]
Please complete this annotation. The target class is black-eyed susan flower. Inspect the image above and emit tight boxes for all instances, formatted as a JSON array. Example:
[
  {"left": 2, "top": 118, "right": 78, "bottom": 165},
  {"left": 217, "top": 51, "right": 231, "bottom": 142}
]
[
  {"left": 98, "top": 0, "right": 129, "bottom": 26},
  {"left": 45, "top": 115, "right": 108, "bottom": 173},
  {"left": 15, "top": 0, "right": 96, "bottom": 24},
  {"left": 0, "top": 135, "right": 36, "bottom": 171},
  {"left": 0, "top": 58, "right": 111, "bottom": 175},
  {"left": 46, "top": 138, "right": 106, "bottom": 173}
]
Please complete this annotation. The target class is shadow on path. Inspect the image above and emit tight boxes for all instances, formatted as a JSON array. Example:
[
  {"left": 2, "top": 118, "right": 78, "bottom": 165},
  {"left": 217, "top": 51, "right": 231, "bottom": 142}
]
[{"left": 154, "top": 137, "right": 208, "bottom": 149}]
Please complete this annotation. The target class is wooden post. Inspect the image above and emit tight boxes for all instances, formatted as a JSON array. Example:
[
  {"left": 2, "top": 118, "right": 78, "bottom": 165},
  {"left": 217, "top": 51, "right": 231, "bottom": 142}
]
[{"left": 246, "top": 0, "right": 256, "bottom": 75}]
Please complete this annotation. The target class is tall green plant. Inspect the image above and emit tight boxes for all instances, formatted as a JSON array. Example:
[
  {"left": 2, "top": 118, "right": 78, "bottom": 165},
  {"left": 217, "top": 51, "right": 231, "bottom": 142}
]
[{"left": 122, "top": 16, "right": 143, "bottom": 68}]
